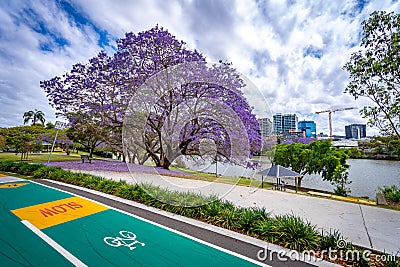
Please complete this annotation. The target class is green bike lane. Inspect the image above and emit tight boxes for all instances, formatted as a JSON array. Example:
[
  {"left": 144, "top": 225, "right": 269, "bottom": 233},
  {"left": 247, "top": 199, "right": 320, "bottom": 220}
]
[{"left": 0, "top": 175, "right": 263, "bottom": 266}]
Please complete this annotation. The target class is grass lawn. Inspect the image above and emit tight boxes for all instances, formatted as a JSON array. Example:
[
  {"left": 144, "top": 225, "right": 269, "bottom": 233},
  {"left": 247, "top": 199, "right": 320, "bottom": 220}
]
[
  {"left": 168, "top": 166, "right": 274, "bottom": 188},
  {"left": 0, "top": 151, "right": 274, "bottom": 189},
  {"left": 0, "top": 151, "right": 97, "bottom": 163}
]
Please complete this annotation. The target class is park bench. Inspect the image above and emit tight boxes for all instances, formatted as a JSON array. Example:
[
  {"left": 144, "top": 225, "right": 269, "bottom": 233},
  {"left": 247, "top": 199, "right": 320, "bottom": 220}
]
[
  {"left": 274, "top": 182, "right": 286, "bottom": 191},
  {"left": 376, "top": 192, "right": 388, "bottom": 205},
  {"left": 81, "top": 155, "right": 92, "bottom": 163}
]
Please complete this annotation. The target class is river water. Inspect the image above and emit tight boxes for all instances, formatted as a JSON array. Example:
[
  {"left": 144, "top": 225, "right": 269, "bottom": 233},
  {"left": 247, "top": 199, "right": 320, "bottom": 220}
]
[
  {"left": 300, "top": 159, "right": 400, "bottom": 199},
  {"left": 186, "top": 158, "right": 400, "bottom": 200}
]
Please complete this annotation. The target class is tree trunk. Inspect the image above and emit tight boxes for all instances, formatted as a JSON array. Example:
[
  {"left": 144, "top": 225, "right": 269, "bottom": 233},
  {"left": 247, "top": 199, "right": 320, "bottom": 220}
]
[
  {"left": 89, "top": 147, "right": 94, "bottom": 158},
  {"left": 161, "top": 158, "right": 171, "bottom": 169},
  {"left": 159, "top": 152, "right": 171, "bottom": 169},
  {"left": 126, "top": 150, "right": 133, "bottom": 163},
  {"left": 149, "top": 151, "right": 160, "bottom": 167},
  {"left": 297, "top": 176, "right": 303, "bottom": 187},
  {"left": 139, "top": 154, "right": 150, "bottom": 165}
]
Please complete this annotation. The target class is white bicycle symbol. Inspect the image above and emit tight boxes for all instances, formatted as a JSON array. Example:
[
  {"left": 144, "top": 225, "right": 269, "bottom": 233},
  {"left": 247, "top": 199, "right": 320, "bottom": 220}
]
[{"left": 104, "top": 230, "right": 145, "bottom": 251}]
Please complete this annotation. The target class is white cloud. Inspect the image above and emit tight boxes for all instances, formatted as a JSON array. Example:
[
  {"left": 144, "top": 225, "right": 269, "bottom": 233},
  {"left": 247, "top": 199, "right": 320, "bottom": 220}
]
[
  {"left": 0, "top": 0, "right": 398, "bottom": 136},
  {"left": 0, "top": 0, "right": 104, "bottom": 126}
]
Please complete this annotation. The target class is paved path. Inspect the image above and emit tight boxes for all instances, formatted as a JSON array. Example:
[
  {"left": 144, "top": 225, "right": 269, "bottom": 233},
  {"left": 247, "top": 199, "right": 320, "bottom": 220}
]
[
  {"left": 79, "top": 170, "right": 400, "bottom": 254},
  {"left": 0, "top": 174, "right": 264, "bottom": 266},
  {"left": 38, "top": 179, "right": 328, "bottom": 267}
]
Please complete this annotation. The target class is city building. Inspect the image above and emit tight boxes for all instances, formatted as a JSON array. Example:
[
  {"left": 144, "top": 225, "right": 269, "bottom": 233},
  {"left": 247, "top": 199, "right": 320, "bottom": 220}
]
[
  {"left": 257, "top": 117, "right": 272, "bottom": 138},
  {"left": 273, "top": 113, "right": 298, "bottom": 133},
  {"left": 345, "top": 124, "right": 366, "bottom": 139},
  {"left": 298, "top": 120, "right": 317, "bottom": 138},
  {"left": 273, "top": 113, "right": 283, "bottom": 133},
  {"left": 283, "top": 114, "right": 298, "bottom": 133}
]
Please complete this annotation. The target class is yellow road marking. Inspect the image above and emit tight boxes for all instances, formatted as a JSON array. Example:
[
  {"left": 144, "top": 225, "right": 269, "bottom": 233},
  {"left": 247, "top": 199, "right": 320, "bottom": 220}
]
[
  {"left": 331, "top": 195, "right": 376, "bottom": 205},
  {"left": 0, "top": 183, "right": 28, "bottom": 188},
  {"left": 12, "top": 196, "right": 108, "bottom": 229},
  {"left": 307, "top": 191, "right": 332, "bottom": 197}
]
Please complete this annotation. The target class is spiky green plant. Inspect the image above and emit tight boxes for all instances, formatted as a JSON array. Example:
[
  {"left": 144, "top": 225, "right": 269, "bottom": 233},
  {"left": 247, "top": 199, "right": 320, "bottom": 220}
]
[
  {"left": 271, "top": 214, "right": 320, "bottom": 251},
  {"left": 319, "top": 229, "right": 346, "bottom": 250}
]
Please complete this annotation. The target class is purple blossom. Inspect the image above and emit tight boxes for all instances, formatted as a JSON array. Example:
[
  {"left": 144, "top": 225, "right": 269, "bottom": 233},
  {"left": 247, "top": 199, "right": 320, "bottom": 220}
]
[
  {"left": 48, "top": 160, "right": 196, "bottom": 179},
  {"left": 41, "top": 26, "right": 261, "bottom": 170}
]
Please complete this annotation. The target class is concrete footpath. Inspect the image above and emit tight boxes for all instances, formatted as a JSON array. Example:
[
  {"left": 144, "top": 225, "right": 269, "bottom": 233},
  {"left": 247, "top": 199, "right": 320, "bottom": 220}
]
[{"left": 75, "top": 170, "right": 400, "bottom": 254}]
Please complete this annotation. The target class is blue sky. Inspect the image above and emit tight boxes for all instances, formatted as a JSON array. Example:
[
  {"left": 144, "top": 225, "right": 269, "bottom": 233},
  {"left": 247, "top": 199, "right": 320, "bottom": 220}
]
[{"left": 0, "top": 0, "right": 399, "bottom": 135}]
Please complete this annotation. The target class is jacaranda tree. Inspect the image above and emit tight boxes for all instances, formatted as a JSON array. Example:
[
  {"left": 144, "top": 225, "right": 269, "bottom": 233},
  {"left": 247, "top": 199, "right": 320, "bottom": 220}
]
[
  {"left": 41, "top": 26, "right": 261, "bottom": 168},
  {"left": 123, "top": 61, "right": 261, "bottom": 169}
]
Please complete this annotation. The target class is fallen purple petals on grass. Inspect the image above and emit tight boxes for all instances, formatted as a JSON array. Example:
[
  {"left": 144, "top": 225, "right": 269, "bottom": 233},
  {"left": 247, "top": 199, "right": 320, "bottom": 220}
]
[
  {"left": 48, "top": 160, "right": 195, "bottom": 178},
  {"left": 49, "top": 160, "right": 128, "bottom": 172}
]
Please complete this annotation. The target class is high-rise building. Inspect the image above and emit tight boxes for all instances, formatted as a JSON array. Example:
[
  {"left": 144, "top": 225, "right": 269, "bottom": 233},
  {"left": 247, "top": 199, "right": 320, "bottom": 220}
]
[
  {"left": 298, "top": 120, "right": 317, "bottom": 138},
  {"left": 283, "top": 114, "right": 298, "bottom": 133},
  {"left": 257, "top": 117, "right": 272, "bottom": 138},
  {"left": 345, "top": 124, "right": 366, "bottom": 139},
  {"left": 273, "top": 113, "right": 283, "bottom": 133},
  {"left": 273, "top": 113, "right": 298, "bottom": 133}
]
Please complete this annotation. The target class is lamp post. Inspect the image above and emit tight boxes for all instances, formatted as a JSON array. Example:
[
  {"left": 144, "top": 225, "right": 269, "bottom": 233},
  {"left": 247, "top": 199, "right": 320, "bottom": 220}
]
[{"left": 47, "top": 121, "right": 66, "bottom": 165}]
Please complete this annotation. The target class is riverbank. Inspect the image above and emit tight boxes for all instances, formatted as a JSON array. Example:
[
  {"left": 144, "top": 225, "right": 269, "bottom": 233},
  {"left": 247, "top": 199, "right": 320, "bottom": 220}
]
[
  {"left": 348, "top": 152, "right": 399, "bottom": 160},
  {"left": 280, "top": 159, "right": 400, "bottom": 200},
  {"left": 48, "top": 159, "right": 400, "bottom": 208},
  {"left": 187, "top": 156, "right": 400, "bottom": 200}
]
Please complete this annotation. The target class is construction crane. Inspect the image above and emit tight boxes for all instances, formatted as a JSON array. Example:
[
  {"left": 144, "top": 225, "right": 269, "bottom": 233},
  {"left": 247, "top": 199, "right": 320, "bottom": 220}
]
[{"left": 315, "top": 107, "right": 357, "bottom": 140}]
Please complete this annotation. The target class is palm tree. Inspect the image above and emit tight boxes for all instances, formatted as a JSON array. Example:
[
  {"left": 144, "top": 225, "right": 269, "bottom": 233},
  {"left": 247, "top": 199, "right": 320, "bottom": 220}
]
[{"left": 23, "top": 109, "right": 45, "bottom": 125}]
